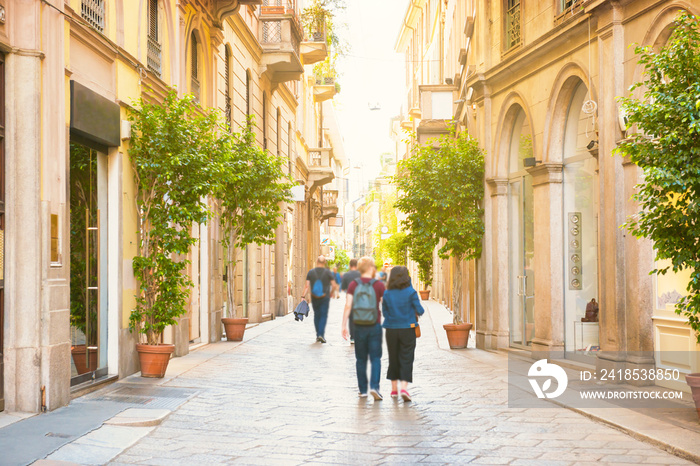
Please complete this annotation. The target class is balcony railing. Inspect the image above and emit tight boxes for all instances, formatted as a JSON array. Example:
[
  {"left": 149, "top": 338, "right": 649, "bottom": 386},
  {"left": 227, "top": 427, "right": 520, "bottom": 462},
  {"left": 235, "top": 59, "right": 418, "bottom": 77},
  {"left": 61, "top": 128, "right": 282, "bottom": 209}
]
[
  {"left": 323, "top": 189, "right": 338, "bottom": 207},
  {"left": 259, "top": 5, "right": 304, "bottom": 85},
  {"left": 147, "top": 36, "right": 162, "bottom": 77},
  {"left": 505, "top": 0, "right": 521, "bottom": 50}
]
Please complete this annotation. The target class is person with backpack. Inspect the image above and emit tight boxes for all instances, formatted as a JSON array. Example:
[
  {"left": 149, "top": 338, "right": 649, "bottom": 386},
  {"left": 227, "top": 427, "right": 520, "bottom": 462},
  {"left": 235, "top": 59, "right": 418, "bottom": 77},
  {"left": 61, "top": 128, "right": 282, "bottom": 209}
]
[
  {"left": 382, "top": 266, "right": 424, "bottom": 402},
  {"left": 340, "top": 258, "right": 361, "bottom": 343},
  {"left": 341, "top": 256, "right": 385, "bottom": 400},
  {"left": 301, "top": 256, "right": 337, "bottom": 343}
]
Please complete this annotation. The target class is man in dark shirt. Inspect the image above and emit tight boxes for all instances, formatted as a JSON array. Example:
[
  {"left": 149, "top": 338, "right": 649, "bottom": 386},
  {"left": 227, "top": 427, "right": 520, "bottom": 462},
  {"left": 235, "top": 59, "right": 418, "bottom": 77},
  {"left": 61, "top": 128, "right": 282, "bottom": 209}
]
[
  {"left": 301, "top": 256, "right": 337, "bottom": 343},
  {"left": 341, "top": 256, "right": 385, "bottom": 400},
  {"left": 340, "top": 258, "right": 361, "bottom": 342},
  {"left": 340, "top": 258, "right": 360, "bottom": 291}
]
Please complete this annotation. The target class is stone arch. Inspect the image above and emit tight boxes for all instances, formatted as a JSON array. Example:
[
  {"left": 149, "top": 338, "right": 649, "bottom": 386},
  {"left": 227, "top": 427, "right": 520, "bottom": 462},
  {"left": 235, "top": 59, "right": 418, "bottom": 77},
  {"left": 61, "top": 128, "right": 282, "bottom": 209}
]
[
  {"left": 492, "top": 92, "right": 536, "bottom": 179},
  {"left": 184, "top": 16, "right": 212, "bottom": 104},
  {"left": 543, "top": 62, "right": 597, "bottom": 164},
  {"left": 630, "top": 3, "right": 700, "bottom": 100}
]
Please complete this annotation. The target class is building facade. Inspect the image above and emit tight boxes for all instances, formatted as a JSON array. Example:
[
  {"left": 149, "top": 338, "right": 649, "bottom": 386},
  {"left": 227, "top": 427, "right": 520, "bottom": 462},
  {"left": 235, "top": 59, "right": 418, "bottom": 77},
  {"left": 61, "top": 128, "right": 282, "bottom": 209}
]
[
  {"left": 396, "top": 0, "right": 700, "bottom": 384},
  {"left": 0, "top": 0, "right": 343, "bottom": 413}
]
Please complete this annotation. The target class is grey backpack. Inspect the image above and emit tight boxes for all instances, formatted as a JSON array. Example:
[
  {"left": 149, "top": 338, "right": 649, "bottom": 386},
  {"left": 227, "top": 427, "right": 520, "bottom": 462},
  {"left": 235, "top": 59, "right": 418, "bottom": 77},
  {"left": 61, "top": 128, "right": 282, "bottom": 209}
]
[{"left": 352, "top": 278, "right": 377, "bottom": 325}]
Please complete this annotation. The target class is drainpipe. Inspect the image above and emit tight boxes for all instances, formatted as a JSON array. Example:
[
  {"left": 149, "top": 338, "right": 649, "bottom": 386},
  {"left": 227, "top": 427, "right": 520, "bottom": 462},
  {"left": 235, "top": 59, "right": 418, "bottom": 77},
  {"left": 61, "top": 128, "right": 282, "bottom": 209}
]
[{"left": 401, "top": 0, "right": 422, "bottom": 108}]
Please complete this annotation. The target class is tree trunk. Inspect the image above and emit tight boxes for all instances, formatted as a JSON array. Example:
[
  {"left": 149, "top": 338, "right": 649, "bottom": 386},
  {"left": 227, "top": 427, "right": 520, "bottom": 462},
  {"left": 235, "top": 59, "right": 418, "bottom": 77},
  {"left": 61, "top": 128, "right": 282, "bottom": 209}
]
[{"left": 453, "top": 260, "right": 464, "bottom": 324}]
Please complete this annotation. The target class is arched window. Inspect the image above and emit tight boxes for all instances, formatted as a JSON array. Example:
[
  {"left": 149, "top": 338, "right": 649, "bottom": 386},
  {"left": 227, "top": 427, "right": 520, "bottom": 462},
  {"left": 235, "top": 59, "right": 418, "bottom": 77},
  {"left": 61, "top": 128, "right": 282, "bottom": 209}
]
[
  {"left": 191, "top": 33, "right": 200, "bottom": 102},
  {"left": 561, "top": 80, "right": 599, "bottom": 353},
  {"left": 507, "top": 106, "right": 534, "bottom": 348},
  {"left": 224, "top": 46, "right": 232, "bottom": 130},
  {"left": 147, "top": 0, "right": 161, "bottom": 76}
]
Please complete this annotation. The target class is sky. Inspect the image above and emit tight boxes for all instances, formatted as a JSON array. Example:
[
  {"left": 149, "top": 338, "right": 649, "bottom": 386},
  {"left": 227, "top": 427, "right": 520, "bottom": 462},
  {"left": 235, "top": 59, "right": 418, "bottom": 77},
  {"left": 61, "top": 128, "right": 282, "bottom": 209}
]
[{"left": 331, "top": 0, "right": 408, "bottom": 186}]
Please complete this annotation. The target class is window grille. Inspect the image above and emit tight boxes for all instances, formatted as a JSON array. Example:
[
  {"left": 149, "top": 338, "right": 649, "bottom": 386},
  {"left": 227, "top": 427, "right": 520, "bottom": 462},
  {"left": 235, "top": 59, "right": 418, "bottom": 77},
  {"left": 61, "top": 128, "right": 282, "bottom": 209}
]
[
  {"left": 81, "top": 0, "right": 105, "bottom": 32},
  {"left": 148, "top": 0, "right": 158, "bottom": 40},
  {"left": 262, "top": 20, "right": 282, "bottom": 43},
  {"left": 191, "top": 34, "right": 200, "bottom": 101},
  {"left": 147, "top": 0, "right": 162, "bottom": 77},
  {"left": 224, "top": 48, "right": 231, "bottom": 129},
  {"left": 505, "top": 0, "right": 521, "bottom": 50}
]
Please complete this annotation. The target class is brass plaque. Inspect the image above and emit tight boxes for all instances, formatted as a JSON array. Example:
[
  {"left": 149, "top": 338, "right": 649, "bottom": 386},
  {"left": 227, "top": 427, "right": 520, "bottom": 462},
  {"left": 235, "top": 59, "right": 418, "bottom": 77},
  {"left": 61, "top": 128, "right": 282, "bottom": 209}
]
[{"left": 51, "top": 214, "right": 60, "bottom": 263}]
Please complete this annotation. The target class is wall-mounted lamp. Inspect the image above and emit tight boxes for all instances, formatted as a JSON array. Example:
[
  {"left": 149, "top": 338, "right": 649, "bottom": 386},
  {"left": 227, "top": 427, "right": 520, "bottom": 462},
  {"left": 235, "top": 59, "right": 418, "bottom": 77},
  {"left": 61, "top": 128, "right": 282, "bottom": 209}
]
[
  {"left": 586, "top": 140, "right": 599, "bottom": 158},
  {"left": 524, "top": 157, "right": 542, "bottom": 167},
  {"left": 445, "top": 77, "right": 454, "bottom": 85}
]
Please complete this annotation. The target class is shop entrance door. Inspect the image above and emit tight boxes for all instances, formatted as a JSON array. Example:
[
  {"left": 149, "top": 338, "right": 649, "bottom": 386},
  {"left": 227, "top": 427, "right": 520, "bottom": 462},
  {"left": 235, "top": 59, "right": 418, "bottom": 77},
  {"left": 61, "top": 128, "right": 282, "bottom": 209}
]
[
  {"left": 509, "top": 175, "right": 535, "bottom": 347},
  {"left": 69, "top": 142, "right": 108, "bottom": 385}
]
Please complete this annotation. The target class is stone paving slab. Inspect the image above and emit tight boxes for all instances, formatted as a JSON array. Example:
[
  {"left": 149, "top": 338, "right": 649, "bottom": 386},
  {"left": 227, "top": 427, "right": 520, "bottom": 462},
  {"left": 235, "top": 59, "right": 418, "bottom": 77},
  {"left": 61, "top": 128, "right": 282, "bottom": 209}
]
[{"left": 96, "top": 297, "right": 695, "bottom": 465}]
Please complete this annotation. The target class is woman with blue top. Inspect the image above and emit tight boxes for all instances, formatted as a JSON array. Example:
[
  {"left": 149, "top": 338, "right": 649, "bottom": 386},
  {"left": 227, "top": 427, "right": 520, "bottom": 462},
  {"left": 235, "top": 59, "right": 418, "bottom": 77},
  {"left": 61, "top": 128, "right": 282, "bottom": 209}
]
[{"left": 382, "top": 266, "right": 424, "bottom": 402}]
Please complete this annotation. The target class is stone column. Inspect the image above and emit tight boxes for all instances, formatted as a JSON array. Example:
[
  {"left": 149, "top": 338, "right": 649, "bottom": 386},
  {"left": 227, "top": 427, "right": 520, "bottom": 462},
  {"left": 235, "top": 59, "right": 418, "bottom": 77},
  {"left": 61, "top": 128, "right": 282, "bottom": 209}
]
[
  {"left": 5, "top": 51, "right": 43, "bottom": 412},
  {"left": 596, "top": 10, "right": 628, "bottom": 374},
  {"left": 528, "top": 163, "right": 564, "bottom": 355},
  {"left": 478, "top": 178, "right": 509, "bottom": 350}
]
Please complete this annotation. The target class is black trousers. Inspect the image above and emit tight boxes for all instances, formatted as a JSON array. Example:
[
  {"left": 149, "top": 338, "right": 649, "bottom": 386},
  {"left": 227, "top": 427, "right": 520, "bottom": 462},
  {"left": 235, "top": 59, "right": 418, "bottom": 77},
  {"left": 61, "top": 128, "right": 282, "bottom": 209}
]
[{"left": 385, "top": 328, "right": 417, "bottom": 383}]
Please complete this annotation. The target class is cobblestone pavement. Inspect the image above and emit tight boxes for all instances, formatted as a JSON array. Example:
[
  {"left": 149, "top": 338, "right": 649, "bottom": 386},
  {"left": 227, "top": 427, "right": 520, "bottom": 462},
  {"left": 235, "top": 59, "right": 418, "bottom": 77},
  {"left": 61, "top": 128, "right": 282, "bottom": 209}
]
[{"left": 110, "top": 298, "right": 692, "bottom": 465}]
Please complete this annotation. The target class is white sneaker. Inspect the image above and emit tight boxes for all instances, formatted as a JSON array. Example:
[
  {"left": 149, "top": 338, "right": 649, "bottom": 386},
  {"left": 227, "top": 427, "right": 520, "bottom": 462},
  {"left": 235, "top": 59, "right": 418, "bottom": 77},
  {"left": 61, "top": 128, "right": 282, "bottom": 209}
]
[{"left": 370, "top": 389, "right": 383, "bottom": 401}]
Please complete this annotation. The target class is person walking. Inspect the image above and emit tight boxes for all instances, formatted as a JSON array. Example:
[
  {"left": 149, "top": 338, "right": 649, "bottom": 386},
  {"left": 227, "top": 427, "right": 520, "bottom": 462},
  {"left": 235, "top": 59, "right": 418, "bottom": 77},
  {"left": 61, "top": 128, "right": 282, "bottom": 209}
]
[
  {"left": 340, "top": 258, "right": 361, "bottom": 343},
  {"left": 332, "top": 266, "right": 342, "bottom": 299},
  {"left": 381, "top": 265, "right": 424, "bottom": 402},
  {"left": 301, "top": 256, "right": 337, "bottom": 343},
  {"left": 341, "top": 257, "right": 385, "bottom": 400}
]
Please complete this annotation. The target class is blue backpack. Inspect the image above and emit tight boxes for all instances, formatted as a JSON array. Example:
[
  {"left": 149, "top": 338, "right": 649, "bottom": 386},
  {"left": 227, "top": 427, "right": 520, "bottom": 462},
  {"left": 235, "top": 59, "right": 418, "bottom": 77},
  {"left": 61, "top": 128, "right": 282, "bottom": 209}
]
[{"left": 311, "top": 269, "right": 326, "bottom": 298}]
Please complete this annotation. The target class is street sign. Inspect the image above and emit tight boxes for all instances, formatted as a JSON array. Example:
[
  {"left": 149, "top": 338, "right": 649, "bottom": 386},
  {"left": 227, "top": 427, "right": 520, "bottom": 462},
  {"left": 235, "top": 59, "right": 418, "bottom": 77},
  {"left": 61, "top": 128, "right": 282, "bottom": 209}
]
[
  {"left": 381, "top": 233, "right": 391, "bottom": 240},
  {"left": 328, "top": 216, "right": 344, "bottom": 227}
]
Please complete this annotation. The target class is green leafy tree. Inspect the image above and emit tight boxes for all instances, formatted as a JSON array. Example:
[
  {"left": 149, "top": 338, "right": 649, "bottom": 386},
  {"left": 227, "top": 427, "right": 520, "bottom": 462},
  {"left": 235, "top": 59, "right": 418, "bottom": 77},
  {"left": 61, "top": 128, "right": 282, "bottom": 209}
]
[
  {"left": 128, "top": 89, "right": 223, "bottom": 345},
  {"left": 395, "top": 130, "right": 485, "bottom": 321},
  {"left": 617, "top": 12, "right": 700, "bottom": 343},
  {"left": 214, "top": 119, "right": 294, "bottom": 318},
  {"left": 384, "top": 231, "right": 408, "bottom": 266},
  {"left": 329, "top": 240, "right": 350, "bottom": 271}
]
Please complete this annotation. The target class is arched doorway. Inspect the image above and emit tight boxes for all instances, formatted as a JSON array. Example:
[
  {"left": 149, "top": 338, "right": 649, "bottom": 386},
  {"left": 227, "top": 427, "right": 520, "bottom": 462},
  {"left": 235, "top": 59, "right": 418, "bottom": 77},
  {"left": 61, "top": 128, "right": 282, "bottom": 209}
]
[
  {"left": 507, "top": 107, "right": 535, "bottom": 348},
  {"left": 561, "top": 80, "right": 599, "bottom": 356}
]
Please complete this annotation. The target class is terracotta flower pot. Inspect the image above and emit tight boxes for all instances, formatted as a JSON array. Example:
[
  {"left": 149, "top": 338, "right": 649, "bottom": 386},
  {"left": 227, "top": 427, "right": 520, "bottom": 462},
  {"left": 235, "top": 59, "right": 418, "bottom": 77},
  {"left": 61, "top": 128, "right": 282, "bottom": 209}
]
[
  {"left": 222, "top": 317, "right": 248, "bottom": 341},
  {"left": 418, "top": 289, "right": 430, "bottom": 300},
  {"left": 686, "top": 373, "right": 700, "bottom": 421},
  {"left": 71, "top": 345, "right": 98, "bottom": 375},
  {"left": 443, "top": 322, "right": 473, "bottom": 349},
  {"left": 136, "top": 343, "right": 175, "bottom": 378}
]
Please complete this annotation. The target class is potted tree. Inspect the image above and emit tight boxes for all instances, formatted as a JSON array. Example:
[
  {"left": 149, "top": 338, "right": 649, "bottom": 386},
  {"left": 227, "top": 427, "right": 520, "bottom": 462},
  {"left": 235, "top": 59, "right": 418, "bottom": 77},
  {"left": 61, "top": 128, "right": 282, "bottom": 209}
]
[
  {"left": 395, "top": 130, "right": 485, "bottom": 349},
  {"left": 408, "top": 231, "right": 435, "bottom": 301},
  {"left": 127, "top": 89, "right": 222, "bottom": 377},
  {"left": 617, "top": 12, "right": 700, "bottom": 418},
  {"left": 215, "top": 118, "right": 293, "bottom": 341}
]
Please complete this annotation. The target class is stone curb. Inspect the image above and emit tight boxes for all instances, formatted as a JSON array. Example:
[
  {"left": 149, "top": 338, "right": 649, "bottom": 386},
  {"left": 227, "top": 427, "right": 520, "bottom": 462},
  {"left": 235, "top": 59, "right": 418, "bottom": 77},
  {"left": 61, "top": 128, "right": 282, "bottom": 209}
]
[{"left": 103, "top": 408, "right": 171, "bottom": 428}]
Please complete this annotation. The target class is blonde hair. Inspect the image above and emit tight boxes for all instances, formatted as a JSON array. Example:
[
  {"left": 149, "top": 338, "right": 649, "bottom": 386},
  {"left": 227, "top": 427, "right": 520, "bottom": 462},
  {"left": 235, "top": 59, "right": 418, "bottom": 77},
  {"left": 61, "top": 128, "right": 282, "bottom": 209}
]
[{"left": 357, "top": 256, "right": 375, "bottom": 274}]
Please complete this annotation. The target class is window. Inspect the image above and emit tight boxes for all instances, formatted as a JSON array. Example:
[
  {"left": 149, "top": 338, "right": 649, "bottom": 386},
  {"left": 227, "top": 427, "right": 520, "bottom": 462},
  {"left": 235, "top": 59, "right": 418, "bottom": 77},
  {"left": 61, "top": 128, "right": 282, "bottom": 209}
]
[
  {"left": 276, "top": 108, "right": 281, "bottom": 156},
  {"left": 147, "top": 0, "right": 162, "bottom": 76},
  {"left": 81, "top": 0, "right": 105, "bottom": 32},
  {"left": 224, "top": 46, "right": 232, "bottom": 130},
  {"left": 559, "top": 0, "right": 578, "bottom": 14},
  {"left": 245, "top": 70, "right": 251, "bottom": 121},
  {"left": 262, "top": 93, "right": 268, "bottom": 150},
  {"left": 191, "top": 33, "right": 200, "bottom": 102},
  {"left": 505, "top": 0, "right": 521, "bottom": 50}
]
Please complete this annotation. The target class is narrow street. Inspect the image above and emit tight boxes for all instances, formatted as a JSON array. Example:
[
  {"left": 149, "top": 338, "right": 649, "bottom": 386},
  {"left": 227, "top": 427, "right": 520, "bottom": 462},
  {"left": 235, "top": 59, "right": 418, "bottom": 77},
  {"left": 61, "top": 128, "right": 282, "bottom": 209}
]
[{"left": 67, "top": 298, "right": 691, "bottom": 466}]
